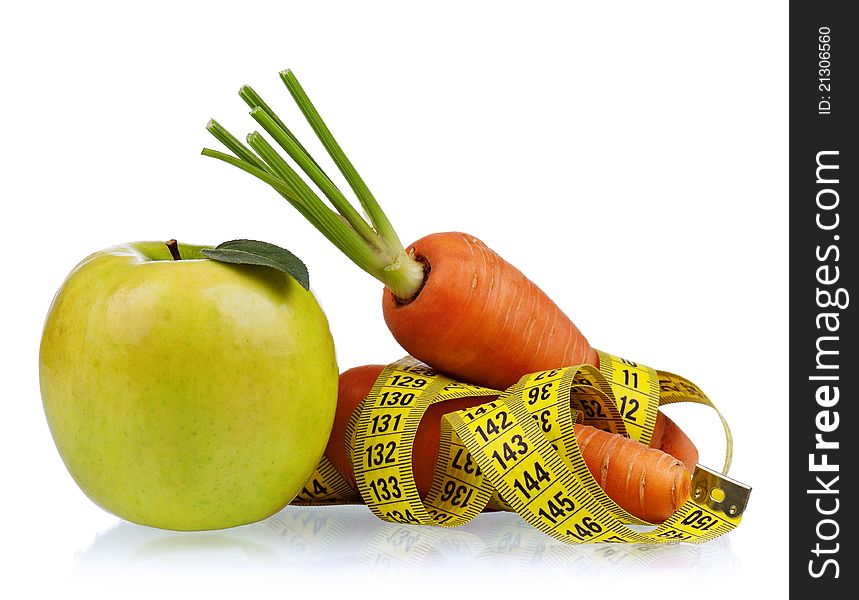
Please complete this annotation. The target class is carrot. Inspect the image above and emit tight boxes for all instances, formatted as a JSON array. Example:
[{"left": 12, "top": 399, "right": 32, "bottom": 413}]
[
  {"left": 329, "top": 365, "right": 690, "bottom": 523},
  {"left": 382, "top": 232, "right": 699, "bottom": 472},
  {"left": 326, "top": 365, "right": 482, "bottom": 497},
  {"left": 203, "top": 70, "right": 698, "bottom": 472},
  {"left": 649, "top": 406, "right": 698, "bottom": 472},
  {"left": 574, "top": 423, "right": 691, "bottom": 523},
  {"left": 381, "top": 232, "right": 599, "bottom": 390},
  {"left": 325, "top": 364, "right": 383, "bottom": 491}
]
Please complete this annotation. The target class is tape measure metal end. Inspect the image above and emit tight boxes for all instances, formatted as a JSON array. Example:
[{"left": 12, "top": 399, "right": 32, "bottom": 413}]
[{"left": 691, "top": 464, "right": 752, "bottom": 520}]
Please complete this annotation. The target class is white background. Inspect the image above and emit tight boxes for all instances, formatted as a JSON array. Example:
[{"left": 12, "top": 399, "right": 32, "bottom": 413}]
[{"left": 1, "top": 1, "right": 787, "bottom": 598}]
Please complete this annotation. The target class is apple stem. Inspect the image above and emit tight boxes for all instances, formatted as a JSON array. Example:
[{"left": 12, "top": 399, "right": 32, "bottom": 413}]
[{"left": 166, "top": 239, "right": 182, "bottom": 261}]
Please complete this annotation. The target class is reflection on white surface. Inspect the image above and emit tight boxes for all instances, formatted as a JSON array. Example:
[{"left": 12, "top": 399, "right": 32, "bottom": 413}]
[{"left": 73, "top": 505, "right": 740, "bottom": 578}]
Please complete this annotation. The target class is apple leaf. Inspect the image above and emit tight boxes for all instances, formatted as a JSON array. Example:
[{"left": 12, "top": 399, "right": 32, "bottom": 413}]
[{"left": 202, "top": 239, "right": 310, "bottom": 290}]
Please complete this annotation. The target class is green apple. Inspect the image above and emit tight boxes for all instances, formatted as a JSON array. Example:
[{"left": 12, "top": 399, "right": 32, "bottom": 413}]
[{"left": 39, "top": 241, "right": 337, "bottom": 531}]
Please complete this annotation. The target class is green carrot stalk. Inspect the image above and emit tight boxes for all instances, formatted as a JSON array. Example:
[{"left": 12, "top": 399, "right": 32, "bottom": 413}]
[{"left": 203, "top": 70, "right": 424, "bottom": 300}]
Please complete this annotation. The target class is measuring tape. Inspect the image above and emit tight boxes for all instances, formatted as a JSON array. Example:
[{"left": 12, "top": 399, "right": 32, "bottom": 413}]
[{"left": 293, "top": 352, "right": 751, "bottom": 544}]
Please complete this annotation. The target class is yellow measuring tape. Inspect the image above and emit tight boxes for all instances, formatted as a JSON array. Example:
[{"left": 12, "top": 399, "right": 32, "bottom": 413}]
[{"left": 293, "top": 351, "right": 751, "bottom": 544}]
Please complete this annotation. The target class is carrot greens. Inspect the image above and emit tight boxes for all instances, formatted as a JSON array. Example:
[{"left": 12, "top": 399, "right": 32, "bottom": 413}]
[{"left": 203, "top": 70, "right": 424, "bottom": 300}]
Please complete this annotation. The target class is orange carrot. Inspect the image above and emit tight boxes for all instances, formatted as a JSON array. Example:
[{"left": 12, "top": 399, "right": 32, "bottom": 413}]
[
  {"left": 204, "top": 71, "right": 698, "bottom": 473},
  {"left": 329, "top": 365, "right": 690, "bottom": 523},
  {"left": 381, "top": 232, "right": 599, "bottom": 390},
  {"left": 326, "top": 365, "right": 482, "bottom": 497},
  {"left": 575, "top": 423, "right": 691, "bottom": 523},
  {"left": 382, "top": 232, "right": 699, "bottom": 472},
  {"left": 325, "top": 364, "right": 383, "bottom": 491},
  {"left": 649, "top": 408, "right": 698, "bottom": 472}
]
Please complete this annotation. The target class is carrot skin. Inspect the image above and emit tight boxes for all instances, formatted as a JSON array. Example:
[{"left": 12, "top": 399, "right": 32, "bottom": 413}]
[
  {"left": 650, "top": 410, "right": 699, "bottom": 472},
  {"left": 325, "top": 365, "right": 385, "bottom": 491},
  {"left": 575, "top": 423, "right": 691, "bottom": 523},
  {"left": 382, "top": 231, "right": 697, "bottom": 469},
  {"left": 329, "top": 365, "right": 691, "bottom": 523},
  {"left": 325, "top": 364, "right": 482, "bottom": 494},
  {"left": 383, "top": 232, "right": 598, "bottom": 390}
]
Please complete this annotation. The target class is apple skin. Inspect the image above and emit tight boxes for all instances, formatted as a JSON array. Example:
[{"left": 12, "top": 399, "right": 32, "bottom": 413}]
[{"left": 39, "top": 241, "right": 338, "bottom": 531}]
